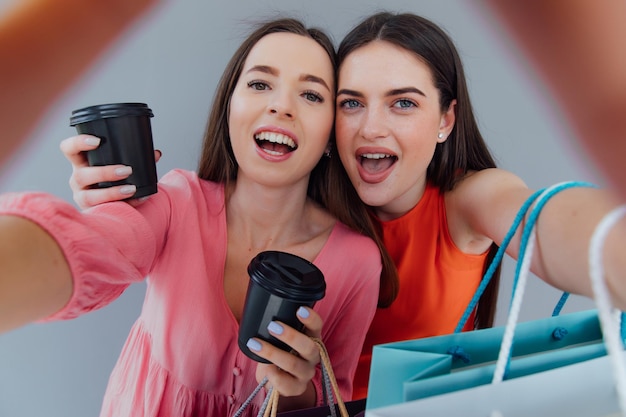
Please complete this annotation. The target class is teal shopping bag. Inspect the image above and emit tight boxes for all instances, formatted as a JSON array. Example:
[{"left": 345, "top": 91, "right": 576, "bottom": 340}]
[
  {"left": 366, "top": 309, "right": 605, "bottom": 410},
  {"left": 366, "top": 352, "right": 625, "bottom": 417},
  {"left": 366, "top": 204, "right": 626, "bottom": 417}
]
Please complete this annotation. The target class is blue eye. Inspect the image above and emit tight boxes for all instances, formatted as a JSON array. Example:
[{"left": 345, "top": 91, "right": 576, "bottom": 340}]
[
  {"left": 339, "top": 99, "right": 361, "bottom": 109},
  {"left": 394, "top": 99, "right": 416, "bottom": 109}
]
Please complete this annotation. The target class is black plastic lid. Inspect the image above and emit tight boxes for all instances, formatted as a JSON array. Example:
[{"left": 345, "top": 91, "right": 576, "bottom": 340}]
[
  {"left": 247, "top": 251, "right": 326, "bottom": 302},
  {"left": 69, "top": 102, "right": 153, "bottom": 126}
]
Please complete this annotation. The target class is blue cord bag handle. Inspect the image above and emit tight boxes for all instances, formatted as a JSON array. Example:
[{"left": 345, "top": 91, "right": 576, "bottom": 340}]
[
  {"left": 454, "top": 180, "right": 596, "bottom": 333},
  {"left": 454, "top": 180, "right": 626, "bottom": 380}
]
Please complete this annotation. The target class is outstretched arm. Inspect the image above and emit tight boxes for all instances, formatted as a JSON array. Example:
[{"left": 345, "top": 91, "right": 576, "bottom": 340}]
[
  {"left": 0, "top": 0, "right": 160, "bottom": 168},
  {"left": 482, "top": 0, "right": 626, "bottom": 202},
  {"left": 450, "top": 169, "right": 626, "bottom": 310},
  {"left": 0, "top": 215, "right": 72, "bottom": 333}
]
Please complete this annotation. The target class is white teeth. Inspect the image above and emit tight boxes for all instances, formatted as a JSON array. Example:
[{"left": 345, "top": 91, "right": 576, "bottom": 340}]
[
  {"left": 361, "top": 153, "right": 392, "bottom": 159},
  {"left": 255, "top": 132, "right": 296, "bottom": 149}
]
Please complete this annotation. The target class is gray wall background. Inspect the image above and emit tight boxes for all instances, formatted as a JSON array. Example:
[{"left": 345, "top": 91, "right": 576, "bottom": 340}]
[{"left": 0, "top": 1, "right": 603, "bottom": 416}]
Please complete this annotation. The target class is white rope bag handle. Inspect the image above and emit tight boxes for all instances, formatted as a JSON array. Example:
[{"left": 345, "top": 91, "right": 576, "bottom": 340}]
[
  {"left": 588, "top": 205, "right": 626, "bottom": 415},
  {"left": 491, "top": 186, "right": 552, "bottom": 384},
  {"left": 493, "top": 200, "right": 626, "bottom": 416}
]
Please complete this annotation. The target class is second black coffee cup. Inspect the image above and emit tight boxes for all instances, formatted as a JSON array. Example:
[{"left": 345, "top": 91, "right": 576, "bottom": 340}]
[
  {"left": 238, "top": 251, "right": 326, "bottom": 363},
  {"left": 69, "top": 102, "right": 158, "bottom": 199}
]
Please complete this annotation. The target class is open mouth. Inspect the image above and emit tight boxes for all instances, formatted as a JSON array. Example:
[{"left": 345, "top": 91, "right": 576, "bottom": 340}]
[
  {"left": 359, "top": 152, "right": 398, "bottom": 174},
  {"left": 255, "top": 132, "right": 297, "bottom": 156}
]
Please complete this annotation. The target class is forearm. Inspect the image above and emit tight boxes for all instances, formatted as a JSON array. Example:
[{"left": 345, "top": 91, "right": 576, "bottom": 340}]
[
  {"left": 0, "top": 215, "right": 72, "bottom": 333},
  {"left": 0, "top": 0, "right": 159, "bottom": 167},
  {"left": 482, "top": 0, "right": 626, "bottom": 201}
]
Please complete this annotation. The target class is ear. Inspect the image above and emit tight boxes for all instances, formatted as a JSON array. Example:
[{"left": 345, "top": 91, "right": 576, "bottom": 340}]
[{"left": 438, "top": 99, "right": 456, "bottom": 143}]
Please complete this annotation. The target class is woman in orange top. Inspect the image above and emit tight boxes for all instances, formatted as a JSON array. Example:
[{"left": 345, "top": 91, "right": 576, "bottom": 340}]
[{"left": 334, "top": 11, "right": 626, "bottom": 399}]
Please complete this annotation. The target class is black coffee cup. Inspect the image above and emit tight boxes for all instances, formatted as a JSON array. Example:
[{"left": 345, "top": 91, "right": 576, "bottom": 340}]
[
  {"left": 69, "top": 102, "right": 158, "bottom": 199},
  {"left": 238, "top": 251, "right": 326, "bottom": 363}
]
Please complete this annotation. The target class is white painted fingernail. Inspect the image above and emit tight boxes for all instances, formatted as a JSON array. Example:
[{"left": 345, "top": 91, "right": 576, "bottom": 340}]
[
  {"left": 115, "top": 166, "right": 132, "bottom": 177},
  {"left": 84, "top": 136, "right": 100, "bottom": 146},
  {"left": 268, "top": 321, "right": 284, "bottom": 335},
  {"left": 247, "top": 339, "right": 262, "bottom": 352},
  {"left": 120, "top": 185, "right": 136, "bottom": 195},
  {"left": 297, "top": 307, "right": 310, "bottom": 319}
]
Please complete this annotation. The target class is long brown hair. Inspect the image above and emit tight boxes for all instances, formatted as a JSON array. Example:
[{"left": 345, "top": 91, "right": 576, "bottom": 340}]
[
  {"left": 337, "top": 12, "right": 500, "bottom": 326},
  {"left": 197, "top": 17, "right": 398, "bottom": 307}
]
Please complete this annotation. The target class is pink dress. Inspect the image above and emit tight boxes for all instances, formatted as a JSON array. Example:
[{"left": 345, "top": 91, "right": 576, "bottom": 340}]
[{"left": 0, "top": 169, "right": 381, "bottom": 417}]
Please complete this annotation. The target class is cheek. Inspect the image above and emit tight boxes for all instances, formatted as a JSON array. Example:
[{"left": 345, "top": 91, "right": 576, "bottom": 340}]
[
  {"left": 334, "top": 114, "right": 355, "bottom": 146},
  {"left": 228, "top": 94, "right": 245, "bottom": 128},
  {"left": 334, "top": 118, "right": 351, "bottom": 162},
  {"left": 307, "top": 109, "right": 334, "bottom": 145},
  {"left": 398, "top": 130, "right": 439, "bottom": 165},
  {"left": 334, "top": 119, "right": 356, "bottom": 167}
]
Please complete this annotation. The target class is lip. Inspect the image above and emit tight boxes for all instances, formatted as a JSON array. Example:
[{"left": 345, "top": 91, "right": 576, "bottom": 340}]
[
  {"left": 253, "top": 125, "right": 299, "bottom": 162},
  {"left": 355, "top": 146, "right": 397, "bottom": 184}
]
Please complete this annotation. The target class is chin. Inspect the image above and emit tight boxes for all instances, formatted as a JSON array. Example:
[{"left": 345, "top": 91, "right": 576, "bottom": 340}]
[{"left": 356, "top": 187, "right": 391, "bottom": 209}]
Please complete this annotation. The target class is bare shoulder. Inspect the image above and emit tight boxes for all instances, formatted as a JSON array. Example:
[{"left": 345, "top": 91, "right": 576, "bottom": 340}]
[
  {"left": 448, "top": 168, "right": 528, "bottom": 209},
  {"left": 445, "top": 169, "right": 533, "bottom": 253}
]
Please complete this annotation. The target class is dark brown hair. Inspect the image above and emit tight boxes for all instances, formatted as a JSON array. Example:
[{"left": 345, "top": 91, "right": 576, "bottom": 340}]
[
  {"left": 197, "top": 18, "right": 398, "bottom": 307},
  {"left": 337, "top": 12, "right": 500, "bottom": 325}
]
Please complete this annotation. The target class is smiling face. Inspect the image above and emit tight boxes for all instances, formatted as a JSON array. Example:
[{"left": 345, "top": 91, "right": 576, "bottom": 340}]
[
  {"left": 335, "top": 40, "right": 455, "bottom": 220},
  {"left": 228, "top": 32, "right": 335, "bottom": 188}
]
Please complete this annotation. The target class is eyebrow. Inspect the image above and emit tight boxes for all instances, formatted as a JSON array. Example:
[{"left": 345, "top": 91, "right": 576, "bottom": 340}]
[
  {"left": 246, "top": 65, "right": 331, "bottom": 93},
  {"left": 337, "top": 86, "right": 427, "bottom": 98}
]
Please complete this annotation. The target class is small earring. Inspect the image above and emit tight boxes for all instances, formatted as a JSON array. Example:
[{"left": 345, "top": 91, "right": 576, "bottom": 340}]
[
  {"left": 438, "top": 132, "right": 444, "bottom": 139},
  {"left": 324, "top": 143, "right": 332, "bottom": 158}
]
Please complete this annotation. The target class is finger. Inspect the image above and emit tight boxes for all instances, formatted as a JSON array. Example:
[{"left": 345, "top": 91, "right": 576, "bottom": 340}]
[
  {"left": 251, "top": 342, "right": 314, "bottom": 397},
  {"left": 267, "top": 320, "right": 320, "bottom": 367},
  {"left": 257, "top": 362, "right": 310, "bottom": 398},
  {"left": 60, "top": 135, "right": 100, "bottom": 168},
  {"left": 70, "top": 165, "right": 133, "bottom": 208},
  {"left": 71, "top": 165, "right": 132, "bottom": 190},
  {"left": 295, "top": 307, "right": 323, "bottom": 339},
  {"left": 155, "top": 149, "right": 162, "bottom": 163},
  {"left": 73, "top": 185, "right": 137, "bottom": 209}
]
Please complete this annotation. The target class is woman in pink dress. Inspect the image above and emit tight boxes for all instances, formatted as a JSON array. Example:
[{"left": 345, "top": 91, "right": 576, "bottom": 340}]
[{"left": 0, "top": 18, "right": 396, "bottom": 417}]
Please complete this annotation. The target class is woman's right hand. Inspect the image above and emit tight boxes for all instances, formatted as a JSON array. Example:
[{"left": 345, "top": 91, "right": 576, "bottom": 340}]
[{"left": 60, "top": 134, "right": 161, "bottom": 209}]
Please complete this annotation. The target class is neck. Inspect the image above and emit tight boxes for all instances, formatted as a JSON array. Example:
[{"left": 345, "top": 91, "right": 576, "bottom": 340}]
[
  {"left": 226, "top": 177, "right": 311, "bottom": 251},
  {"left": 374, "top": 181, "right": 428, "bottom": 222}
]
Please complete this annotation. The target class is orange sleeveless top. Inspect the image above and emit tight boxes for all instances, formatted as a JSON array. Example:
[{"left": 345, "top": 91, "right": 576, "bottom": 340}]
[{"left": 352, "top": 182, "right": 489, "bottom": 400}]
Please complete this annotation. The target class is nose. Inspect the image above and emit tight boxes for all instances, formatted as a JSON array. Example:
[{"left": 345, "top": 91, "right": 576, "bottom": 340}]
[
  {"left": 270, "top": 107, "right": 293, "bottom": 118},
  {"left": 268, "top": 91, "right": 295, "bottom": 119},
  {"left": 359, "top": 107, "right": 388, "bottom": 140}
]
